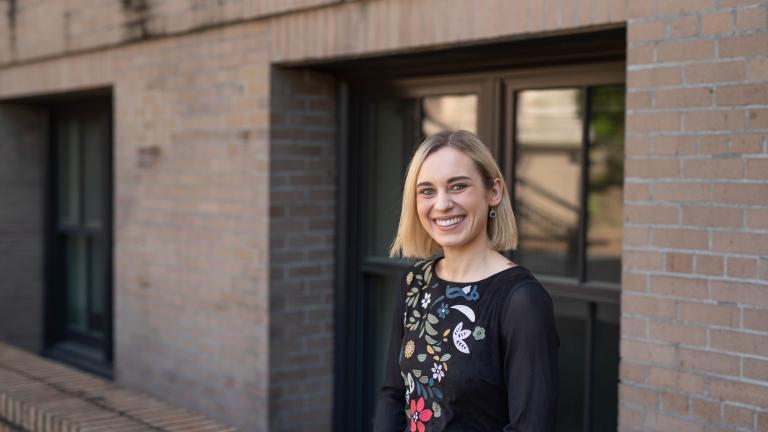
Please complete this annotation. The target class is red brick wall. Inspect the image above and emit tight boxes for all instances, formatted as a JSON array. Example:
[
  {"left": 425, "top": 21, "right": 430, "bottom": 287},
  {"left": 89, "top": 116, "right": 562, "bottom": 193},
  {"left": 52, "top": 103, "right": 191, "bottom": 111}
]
[
  {"left": 269, "top": 68, "right": 336, "bottom": 432},
  {"left": 622, "top": 1, "right": 768, "bottom": 430}
]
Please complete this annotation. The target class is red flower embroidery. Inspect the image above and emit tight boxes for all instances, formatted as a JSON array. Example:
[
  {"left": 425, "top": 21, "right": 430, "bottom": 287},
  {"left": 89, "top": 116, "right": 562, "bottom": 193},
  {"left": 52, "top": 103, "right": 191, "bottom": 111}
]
[{"left": 409, "top": 397, "right": 433, "bottom": 432}]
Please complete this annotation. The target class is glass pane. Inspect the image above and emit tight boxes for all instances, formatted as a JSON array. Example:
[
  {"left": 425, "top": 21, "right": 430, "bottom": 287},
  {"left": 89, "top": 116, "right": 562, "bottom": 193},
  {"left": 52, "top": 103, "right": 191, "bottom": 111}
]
[
  {"left": 89, "top": 238, "right": 106, "bottom": 336},
  {"left": 587, "top": 86, "right": 624, "bottom": 283},
  {"left": 421, "top": 94, "right": 478, "bottom": 137},
  {"left": 58, "top": 120, "right": 80, "bottom": 225},
  {"left": 368, "top": 99, "right": 417, "bottom": 258},
  {"left": 366, "top": 274, "right": 401, "bottom": 428},
  {"left": 591, "top": 302, "right": 620, "bottom": 432},
  {"left": 66, "top": 235, "right": 88, "bottom": 332},
  {"left": 553, "top": 296, "right": 588, "bottom": 432},
  {"left": 83, "top": 116, "right": 105, "bottom": 228},
  {"left": 515, "top": 89, "right": 583, "bottom": 278}
]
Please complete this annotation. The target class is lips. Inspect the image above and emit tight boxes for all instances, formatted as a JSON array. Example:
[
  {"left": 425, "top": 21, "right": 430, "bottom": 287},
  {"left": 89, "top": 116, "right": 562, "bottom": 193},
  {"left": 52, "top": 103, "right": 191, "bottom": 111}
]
[{"left": 433, "top": 216, "right": 465, "bottom": 227}]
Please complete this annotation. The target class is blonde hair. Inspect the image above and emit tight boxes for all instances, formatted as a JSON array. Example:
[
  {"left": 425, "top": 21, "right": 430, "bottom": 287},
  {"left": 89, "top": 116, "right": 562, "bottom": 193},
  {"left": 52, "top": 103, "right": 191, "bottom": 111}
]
[{"left": 389, "top": 130, "right": 518, "bottom": 259}]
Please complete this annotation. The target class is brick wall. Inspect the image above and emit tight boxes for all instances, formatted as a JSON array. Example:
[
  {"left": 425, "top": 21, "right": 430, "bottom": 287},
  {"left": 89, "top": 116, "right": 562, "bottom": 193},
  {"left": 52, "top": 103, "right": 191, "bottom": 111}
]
[
  {"left": 269, "top": 68, "right": 336, "bottom": 432},
  {"left": 0, "top": 0, "right": 339, "bottom": 66},
  {"left": 112, "top": 23, "right": 272, "bottom": 431},
  {"left": 622, "top": 1, "right": 768, "bottom": 431},
  {"left": 0, "top": 104, "right": 45, "bottom": 353}
]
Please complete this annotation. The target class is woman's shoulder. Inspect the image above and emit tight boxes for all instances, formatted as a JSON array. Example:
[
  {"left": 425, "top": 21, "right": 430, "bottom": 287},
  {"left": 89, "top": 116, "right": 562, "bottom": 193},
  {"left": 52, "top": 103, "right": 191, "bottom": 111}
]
[
  {"left": 495, "top": 269, "right": 554, "bottom": 312},
  {"left": 401, "top": 257, "right": 440, "bottom": 288}
]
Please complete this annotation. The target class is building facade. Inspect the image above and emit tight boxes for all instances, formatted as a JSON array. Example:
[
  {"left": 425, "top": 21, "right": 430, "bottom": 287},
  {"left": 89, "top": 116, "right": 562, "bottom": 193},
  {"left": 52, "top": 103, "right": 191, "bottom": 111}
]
[{"left": 0, "top": 0, "right": 766, "bottom": 431}]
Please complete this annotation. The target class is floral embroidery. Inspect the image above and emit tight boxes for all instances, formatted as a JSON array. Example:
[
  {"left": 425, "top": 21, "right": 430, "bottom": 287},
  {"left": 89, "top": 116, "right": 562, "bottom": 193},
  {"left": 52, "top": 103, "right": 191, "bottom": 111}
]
[
  {"left": 452, "top": 321, "right": 472, "bottom": 354},
  {"left": 432, "top": 401, "right": 442, "bottom": 418},
  {"left": 404, "top": 340, "right": 415, "bottom": 358},
  {"left": 421, "top": 293, "right": 432, "bottom": 309},
  {"left": 400, "top": 258, "right": 489, "bottom": 428},
  {"left": 409, "top": 397, "right": 433, "bottom": 432},
  {"left": 431, "top": 362, "right": 444, "bottom": 382},
  {"left": 436, "top": 303, "right": 449, "bottom": 318}
]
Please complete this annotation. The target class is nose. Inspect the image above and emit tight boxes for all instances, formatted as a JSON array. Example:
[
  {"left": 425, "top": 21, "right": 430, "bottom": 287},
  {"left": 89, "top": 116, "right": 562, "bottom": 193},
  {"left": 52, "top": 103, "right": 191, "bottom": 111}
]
[{"left": 434, "top": 190, "right": 453, "bottom": 211}]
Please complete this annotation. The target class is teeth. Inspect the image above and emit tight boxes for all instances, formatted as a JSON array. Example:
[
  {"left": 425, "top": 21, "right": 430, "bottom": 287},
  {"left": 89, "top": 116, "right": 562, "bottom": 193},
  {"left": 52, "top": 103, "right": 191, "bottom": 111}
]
[{"left": 435, "top": 216, "right": 464, "bottom": 227}]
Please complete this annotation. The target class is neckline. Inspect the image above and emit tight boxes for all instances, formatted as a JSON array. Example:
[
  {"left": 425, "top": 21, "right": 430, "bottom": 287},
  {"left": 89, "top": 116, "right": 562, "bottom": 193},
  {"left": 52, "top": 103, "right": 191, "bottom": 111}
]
[{"left": 431, "top": 256, "right": 525, "bottom": 286}]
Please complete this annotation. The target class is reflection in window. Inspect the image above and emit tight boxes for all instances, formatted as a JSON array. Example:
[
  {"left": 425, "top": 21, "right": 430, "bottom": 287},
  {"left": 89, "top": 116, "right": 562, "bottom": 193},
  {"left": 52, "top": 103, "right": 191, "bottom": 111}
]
[
  {"left": 587, "top": 87, "right": 624, "bottom": 283},
  {"left": 422, "top": 94, "right": 478, "bottom": 137},
  {"left": 515, "top": 89, "right": 583, "bottom": 278}
]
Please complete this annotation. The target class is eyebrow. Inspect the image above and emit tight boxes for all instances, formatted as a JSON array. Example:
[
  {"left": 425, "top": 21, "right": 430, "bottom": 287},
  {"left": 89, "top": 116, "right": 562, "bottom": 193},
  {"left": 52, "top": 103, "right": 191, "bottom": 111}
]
[{"left": 416, "top": 176, "right": 472, "bottom": 188}]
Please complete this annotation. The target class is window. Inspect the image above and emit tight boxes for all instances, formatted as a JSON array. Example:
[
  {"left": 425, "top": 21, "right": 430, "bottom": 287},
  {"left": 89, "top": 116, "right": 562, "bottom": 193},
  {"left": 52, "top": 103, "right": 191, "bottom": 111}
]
[
  {"left": 45, "top": 100, "right": 113, "bottom": 377},
  {"left": 333, "top": 32, "right": 626, "bottom": 432}
]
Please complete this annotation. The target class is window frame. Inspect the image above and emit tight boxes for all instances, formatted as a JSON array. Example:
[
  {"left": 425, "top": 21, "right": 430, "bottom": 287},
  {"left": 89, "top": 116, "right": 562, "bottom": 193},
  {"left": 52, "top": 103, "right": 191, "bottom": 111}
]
[
  {"left": 334, "top": 59, "right": 625, "bottom": 431},
  {"left": 43, "top": 98, "right": 114, "bottom": 378}
]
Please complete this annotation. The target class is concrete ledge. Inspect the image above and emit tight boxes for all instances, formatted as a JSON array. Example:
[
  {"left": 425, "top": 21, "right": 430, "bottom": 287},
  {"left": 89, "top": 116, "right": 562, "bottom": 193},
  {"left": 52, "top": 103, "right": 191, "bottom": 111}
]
[{"left": 0, "top": 342, "right": 238, "bottom": 432}]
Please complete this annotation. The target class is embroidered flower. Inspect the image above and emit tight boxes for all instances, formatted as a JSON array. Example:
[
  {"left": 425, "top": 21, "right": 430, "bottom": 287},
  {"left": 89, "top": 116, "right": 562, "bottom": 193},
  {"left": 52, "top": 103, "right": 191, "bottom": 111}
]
[
  {"left": 421, "top": 293, "right": 431, "bottom": 309},
  {"left": 407, "top": 271, "right": 414, "bottom": 285},
  {"left": 404, "top": 340, "right": 415, "bottom": 359},
  {"left": 431, "top": 362, "right": 444, "bottom": 382},
  {"left": 437, "top": 303, "right": 450, "bottom": 319},
  {"left": 473, "top": 326, "right": 486, "bottom": 340},
  {"left": 409, "top": 397, "right": 433, "bottom": 432}
]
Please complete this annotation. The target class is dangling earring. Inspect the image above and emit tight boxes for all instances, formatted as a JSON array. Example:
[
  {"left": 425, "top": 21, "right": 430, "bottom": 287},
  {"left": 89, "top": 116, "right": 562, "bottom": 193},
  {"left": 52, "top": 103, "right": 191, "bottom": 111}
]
[{"left": 489, "top": 208, "right": 497, "bottom": 219}]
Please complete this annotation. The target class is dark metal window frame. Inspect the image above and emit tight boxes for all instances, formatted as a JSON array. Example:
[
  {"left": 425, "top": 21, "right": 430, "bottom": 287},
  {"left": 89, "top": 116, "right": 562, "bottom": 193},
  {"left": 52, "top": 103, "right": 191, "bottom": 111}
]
[
  {"left": 331, "top": 29, "right": 626, "bottom": 432},
  {"left": 42, "top": 95, "right": 114, "bottom": 379}
]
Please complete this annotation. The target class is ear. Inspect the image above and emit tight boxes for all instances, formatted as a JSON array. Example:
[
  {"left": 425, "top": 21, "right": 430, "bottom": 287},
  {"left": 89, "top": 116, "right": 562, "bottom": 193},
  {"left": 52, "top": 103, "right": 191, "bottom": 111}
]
[{"left": 488, "top": 178, "right": 503, "bottom": 207}]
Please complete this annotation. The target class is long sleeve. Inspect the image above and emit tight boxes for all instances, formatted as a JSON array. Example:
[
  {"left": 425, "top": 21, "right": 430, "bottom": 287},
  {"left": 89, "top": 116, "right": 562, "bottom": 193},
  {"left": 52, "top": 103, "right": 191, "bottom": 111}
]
[
  {"left": 372, "top": 273, "right": 408, "bottom": 432},
  {"left": 501, "top": 281, "right": 560, "bottom": 432}
]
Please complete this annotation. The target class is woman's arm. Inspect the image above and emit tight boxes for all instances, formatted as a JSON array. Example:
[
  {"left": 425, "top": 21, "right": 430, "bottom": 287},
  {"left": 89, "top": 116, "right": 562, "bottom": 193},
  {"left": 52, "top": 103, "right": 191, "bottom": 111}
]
[
  {"left": 501, "top": 281, "right": 560, "bottom": 432},
  {"left": 372, "top": 272, "right": 408, "bottom": 432}
]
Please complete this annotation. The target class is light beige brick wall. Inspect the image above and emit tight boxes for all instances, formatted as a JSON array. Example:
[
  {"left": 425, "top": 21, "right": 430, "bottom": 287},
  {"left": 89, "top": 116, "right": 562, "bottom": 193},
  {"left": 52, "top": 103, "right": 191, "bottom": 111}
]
[
  {"left": 2, "top": 21, "right": 275, "bottom": 430},
  {"left": 0, "top": 0, "right": 339, "bottom": 65},
  {"left": 622, "top": 1, "right": 768, "bottom": 431},
  {"left": 2, "top": 0, "right": 767, "bottom": 431}
]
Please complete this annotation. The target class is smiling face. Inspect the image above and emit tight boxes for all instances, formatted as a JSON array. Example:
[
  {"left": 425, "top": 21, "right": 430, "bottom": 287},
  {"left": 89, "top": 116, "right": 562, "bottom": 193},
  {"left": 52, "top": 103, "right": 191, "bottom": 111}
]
[{"left": 415, "top": 146, "right": 502, "bottom": 251}]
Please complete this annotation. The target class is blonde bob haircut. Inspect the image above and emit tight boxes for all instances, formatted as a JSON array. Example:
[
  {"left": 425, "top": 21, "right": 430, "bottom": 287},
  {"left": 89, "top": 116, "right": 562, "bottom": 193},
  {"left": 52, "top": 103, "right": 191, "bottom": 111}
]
[{"left": 389, "top": 130, "right": 518, "bottom": 259}]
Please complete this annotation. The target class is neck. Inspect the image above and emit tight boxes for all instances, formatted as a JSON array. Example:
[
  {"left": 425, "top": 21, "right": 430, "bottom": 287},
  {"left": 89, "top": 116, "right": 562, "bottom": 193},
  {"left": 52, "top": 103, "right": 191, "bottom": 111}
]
[{"left": 438, "top": 235, "right": 500, "bottom": 282}]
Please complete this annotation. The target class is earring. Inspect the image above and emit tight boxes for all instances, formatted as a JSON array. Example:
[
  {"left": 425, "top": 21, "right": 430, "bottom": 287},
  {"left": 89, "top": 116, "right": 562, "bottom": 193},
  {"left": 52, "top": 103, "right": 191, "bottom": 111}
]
[{"left": 489, "top": 208, "right": 497, "bottom": 219}]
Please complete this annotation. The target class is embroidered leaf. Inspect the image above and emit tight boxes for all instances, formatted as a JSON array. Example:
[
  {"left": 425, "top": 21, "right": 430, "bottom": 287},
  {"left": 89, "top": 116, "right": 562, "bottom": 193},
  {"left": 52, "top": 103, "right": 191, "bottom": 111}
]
[
  {"left": 443, "top": 328, "right": 450, "bottom": 337},
  {"left": 427, "top": 314, "right": 439, "bottom": 324},
  {"left": 433, "top": 388, "right": 443, "bottom": 399},
  {"left": 419, "top": 375, "right": 429, "bottom": 384},
  {"left": 433, "top": 345, "right": 442, "bottom": 353},
  {"left": 443, "top": 362, "right": 448, "bottom": 371},
  {"left": 412, "top": 369, "right": 422, "bottom": 377},
  {"left": 426, "top": 345, "right": 434, "bottom": 354},
  {"left": 450, "top": 305, "right": 476, "bottom": 322},
  {"left": 425, "top": 335, "right": 438, "bottom": 345},
  {"left": 413, "top": 310, "right": 421, "bottom": 318},
  {"left": 427, "top": 386, "right": 434, "bottom": 398},
  {"left": 440, "top": 353, "right": 451, "bottom": 362},
  {"left": 425, "top": 322, "right": 438, "bottom": 336},
  {"left": 433, "top": 355, "right": 439, "bottom": 361},
  {"left": 417, "top": 354, "right": 427, "bottom": 362}
]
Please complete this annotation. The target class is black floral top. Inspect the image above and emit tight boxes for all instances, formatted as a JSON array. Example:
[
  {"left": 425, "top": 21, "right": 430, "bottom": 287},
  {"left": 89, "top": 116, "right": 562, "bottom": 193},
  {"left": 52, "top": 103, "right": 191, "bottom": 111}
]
[{"left": 373, "top": 257, "right": 560, "bottom": 432}]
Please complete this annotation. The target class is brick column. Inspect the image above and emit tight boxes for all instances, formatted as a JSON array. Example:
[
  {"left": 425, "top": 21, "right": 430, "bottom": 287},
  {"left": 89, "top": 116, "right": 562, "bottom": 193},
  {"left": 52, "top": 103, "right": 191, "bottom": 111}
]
[
  {"left": 0, "top": 104, "right": 45, "bottom": 353},
  {"left": 621, "top": 1, "right": 768, "bottom": 431},
  {"left": 269, "top": 68, "right": 336, "bottom": 432}
]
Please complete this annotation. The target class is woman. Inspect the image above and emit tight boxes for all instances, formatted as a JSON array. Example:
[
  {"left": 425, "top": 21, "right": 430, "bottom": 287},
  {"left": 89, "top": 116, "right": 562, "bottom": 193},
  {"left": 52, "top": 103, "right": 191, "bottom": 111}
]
[{"left": 373, "top": 130, "right": 560, "bottom": 432}]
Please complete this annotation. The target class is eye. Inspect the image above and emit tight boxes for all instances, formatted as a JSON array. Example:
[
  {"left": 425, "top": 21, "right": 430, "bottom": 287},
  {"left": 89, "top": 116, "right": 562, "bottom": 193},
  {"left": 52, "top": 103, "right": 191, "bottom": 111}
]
[
  {"left": 418, "top": 188, "right": 435, "bottom": 196},
  {"left": 450, "top": 183, "right": 468, "bottom": 191}
]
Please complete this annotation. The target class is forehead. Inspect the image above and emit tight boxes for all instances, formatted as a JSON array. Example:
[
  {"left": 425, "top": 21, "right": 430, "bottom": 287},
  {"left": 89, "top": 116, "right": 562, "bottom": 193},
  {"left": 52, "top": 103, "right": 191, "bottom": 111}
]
[{"left": 417, "top": 146, "right": 480, "bottom": 182}]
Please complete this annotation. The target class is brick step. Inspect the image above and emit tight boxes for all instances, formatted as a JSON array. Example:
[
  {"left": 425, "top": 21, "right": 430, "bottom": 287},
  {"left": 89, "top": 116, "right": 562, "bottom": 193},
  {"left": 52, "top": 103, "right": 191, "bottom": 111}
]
[{"left": 0, "top": 343, "right": 238, "bottom": 432}]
